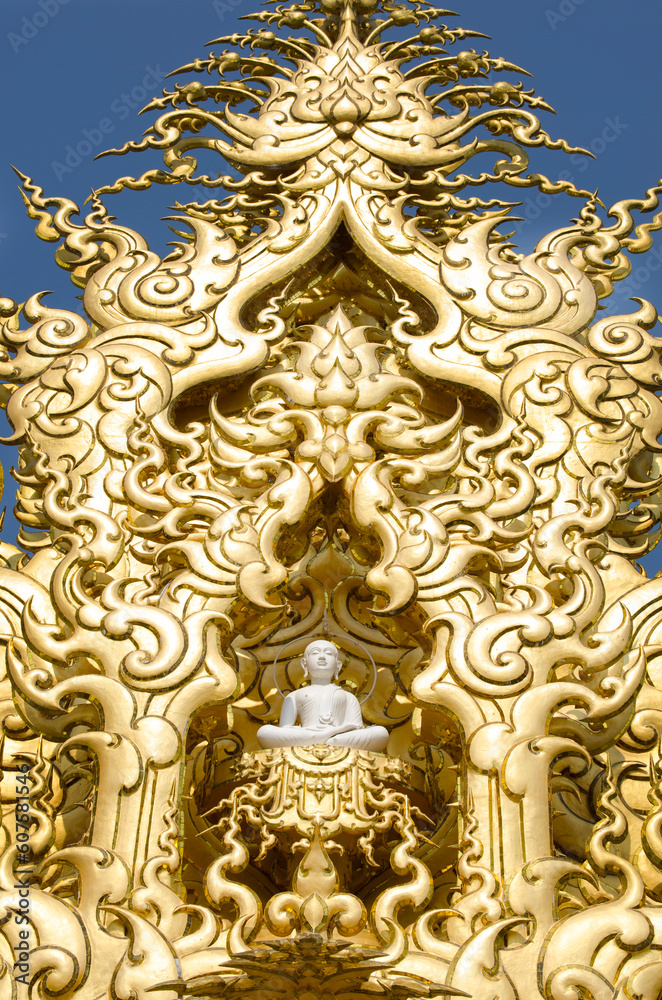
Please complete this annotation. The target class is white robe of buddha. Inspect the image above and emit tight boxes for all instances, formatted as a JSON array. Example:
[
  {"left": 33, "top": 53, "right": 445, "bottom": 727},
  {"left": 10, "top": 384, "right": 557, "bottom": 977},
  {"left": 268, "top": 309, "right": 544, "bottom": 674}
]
[{"left": 257, "top": 639, "right": 388, "bottom": 752}]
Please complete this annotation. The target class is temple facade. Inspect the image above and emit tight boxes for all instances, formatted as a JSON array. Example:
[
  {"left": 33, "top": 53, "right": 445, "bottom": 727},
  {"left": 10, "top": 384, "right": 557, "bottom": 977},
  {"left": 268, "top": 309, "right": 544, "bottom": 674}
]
[{"left": 1, "top": 2, "right": 662, "bottom": 997}]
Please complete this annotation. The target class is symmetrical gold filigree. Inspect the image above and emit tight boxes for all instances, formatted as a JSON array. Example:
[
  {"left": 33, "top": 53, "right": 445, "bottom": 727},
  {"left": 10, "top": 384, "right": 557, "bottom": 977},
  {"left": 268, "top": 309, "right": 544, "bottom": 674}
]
[{"left": 1, "top": 2, "right": 662, "bottom": 998}]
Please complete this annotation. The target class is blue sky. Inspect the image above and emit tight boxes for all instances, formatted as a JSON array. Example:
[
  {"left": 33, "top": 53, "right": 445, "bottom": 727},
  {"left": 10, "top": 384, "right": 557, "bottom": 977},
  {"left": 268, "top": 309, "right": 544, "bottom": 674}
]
[{"left": 1, "top": 0, "right": 661, "bottom": 569}]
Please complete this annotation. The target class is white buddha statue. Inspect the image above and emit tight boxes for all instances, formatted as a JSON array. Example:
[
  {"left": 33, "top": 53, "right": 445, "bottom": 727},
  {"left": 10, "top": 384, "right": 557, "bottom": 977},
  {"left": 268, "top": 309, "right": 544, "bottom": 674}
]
[{"left": 257, "top": 639, "right": 388, "bottom": 751}]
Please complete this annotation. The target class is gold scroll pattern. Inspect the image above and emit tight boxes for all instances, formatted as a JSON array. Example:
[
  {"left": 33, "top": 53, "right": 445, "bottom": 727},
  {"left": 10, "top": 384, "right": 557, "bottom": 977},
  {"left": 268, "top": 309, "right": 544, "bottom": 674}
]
[{"left": 0, "top": 1, "right": 661, "bottom": 998}]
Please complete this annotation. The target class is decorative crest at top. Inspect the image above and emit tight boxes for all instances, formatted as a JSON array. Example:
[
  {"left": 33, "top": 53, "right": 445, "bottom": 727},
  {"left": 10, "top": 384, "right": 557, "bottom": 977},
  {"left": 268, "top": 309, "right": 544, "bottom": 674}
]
[{"left": 94, "top": 0, "right": 593, "bottom": 242}]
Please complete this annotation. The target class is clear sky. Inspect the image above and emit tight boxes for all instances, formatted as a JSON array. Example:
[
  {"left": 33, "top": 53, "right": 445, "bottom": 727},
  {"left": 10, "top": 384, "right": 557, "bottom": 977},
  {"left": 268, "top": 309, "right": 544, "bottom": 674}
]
[{"left": 1, "top": 0, "right": 661, "bottom": 569}]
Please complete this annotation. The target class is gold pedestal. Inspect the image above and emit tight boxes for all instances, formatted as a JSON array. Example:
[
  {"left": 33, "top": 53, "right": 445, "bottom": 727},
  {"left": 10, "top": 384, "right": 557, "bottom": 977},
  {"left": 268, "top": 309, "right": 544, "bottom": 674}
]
[{"left": 199, "top": 746, "right": 441, "bottom": 946}]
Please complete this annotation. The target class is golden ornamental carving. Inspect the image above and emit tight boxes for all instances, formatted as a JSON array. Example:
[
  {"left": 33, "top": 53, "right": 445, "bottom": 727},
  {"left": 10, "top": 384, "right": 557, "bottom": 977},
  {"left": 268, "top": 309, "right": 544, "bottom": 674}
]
[{"left": 1, "top": 2, "right": 662, "bottom": 998}]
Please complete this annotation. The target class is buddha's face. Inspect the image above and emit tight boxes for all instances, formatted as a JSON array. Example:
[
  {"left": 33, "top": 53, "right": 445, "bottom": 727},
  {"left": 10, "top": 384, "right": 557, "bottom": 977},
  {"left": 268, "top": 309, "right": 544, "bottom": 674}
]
[{"left": 301, "top": 640, "right": 341, "bottom": 684}]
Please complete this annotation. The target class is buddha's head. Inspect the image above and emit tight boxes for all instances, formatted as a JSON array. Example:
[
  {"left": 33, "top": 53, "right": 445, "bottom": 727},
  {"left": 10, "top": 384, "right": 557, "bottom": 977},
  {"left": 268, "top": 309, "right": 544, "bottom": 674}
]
[{"left": 301, "top": 639, "right": 342, "bottom": 684}]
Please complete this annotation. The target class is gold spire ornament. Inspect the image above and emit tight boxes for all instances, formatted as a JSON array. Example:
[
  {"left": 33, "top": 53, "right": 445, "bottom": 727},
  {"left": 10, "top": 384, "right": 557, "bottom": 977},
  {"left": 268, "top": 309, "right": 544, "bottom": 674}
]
[{"left": 2, "top": 2, "right": 662, "bottom": 998}]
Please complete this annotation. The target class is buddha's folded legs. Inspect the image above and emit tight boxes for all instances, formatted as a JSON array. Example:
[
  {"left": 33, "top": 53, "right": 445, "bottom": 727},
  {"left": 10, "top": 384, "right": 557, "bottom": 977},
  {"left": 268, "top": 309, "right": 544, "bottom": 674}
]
[
  {"left": 326, "top": 726, "right": 389, "bottom": 751},
  {"left": 257, "top": 724, "right": 333, "bottom": 748},
  {"left": 257, "top": 724, "right": 389, "bottom": 750}
]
